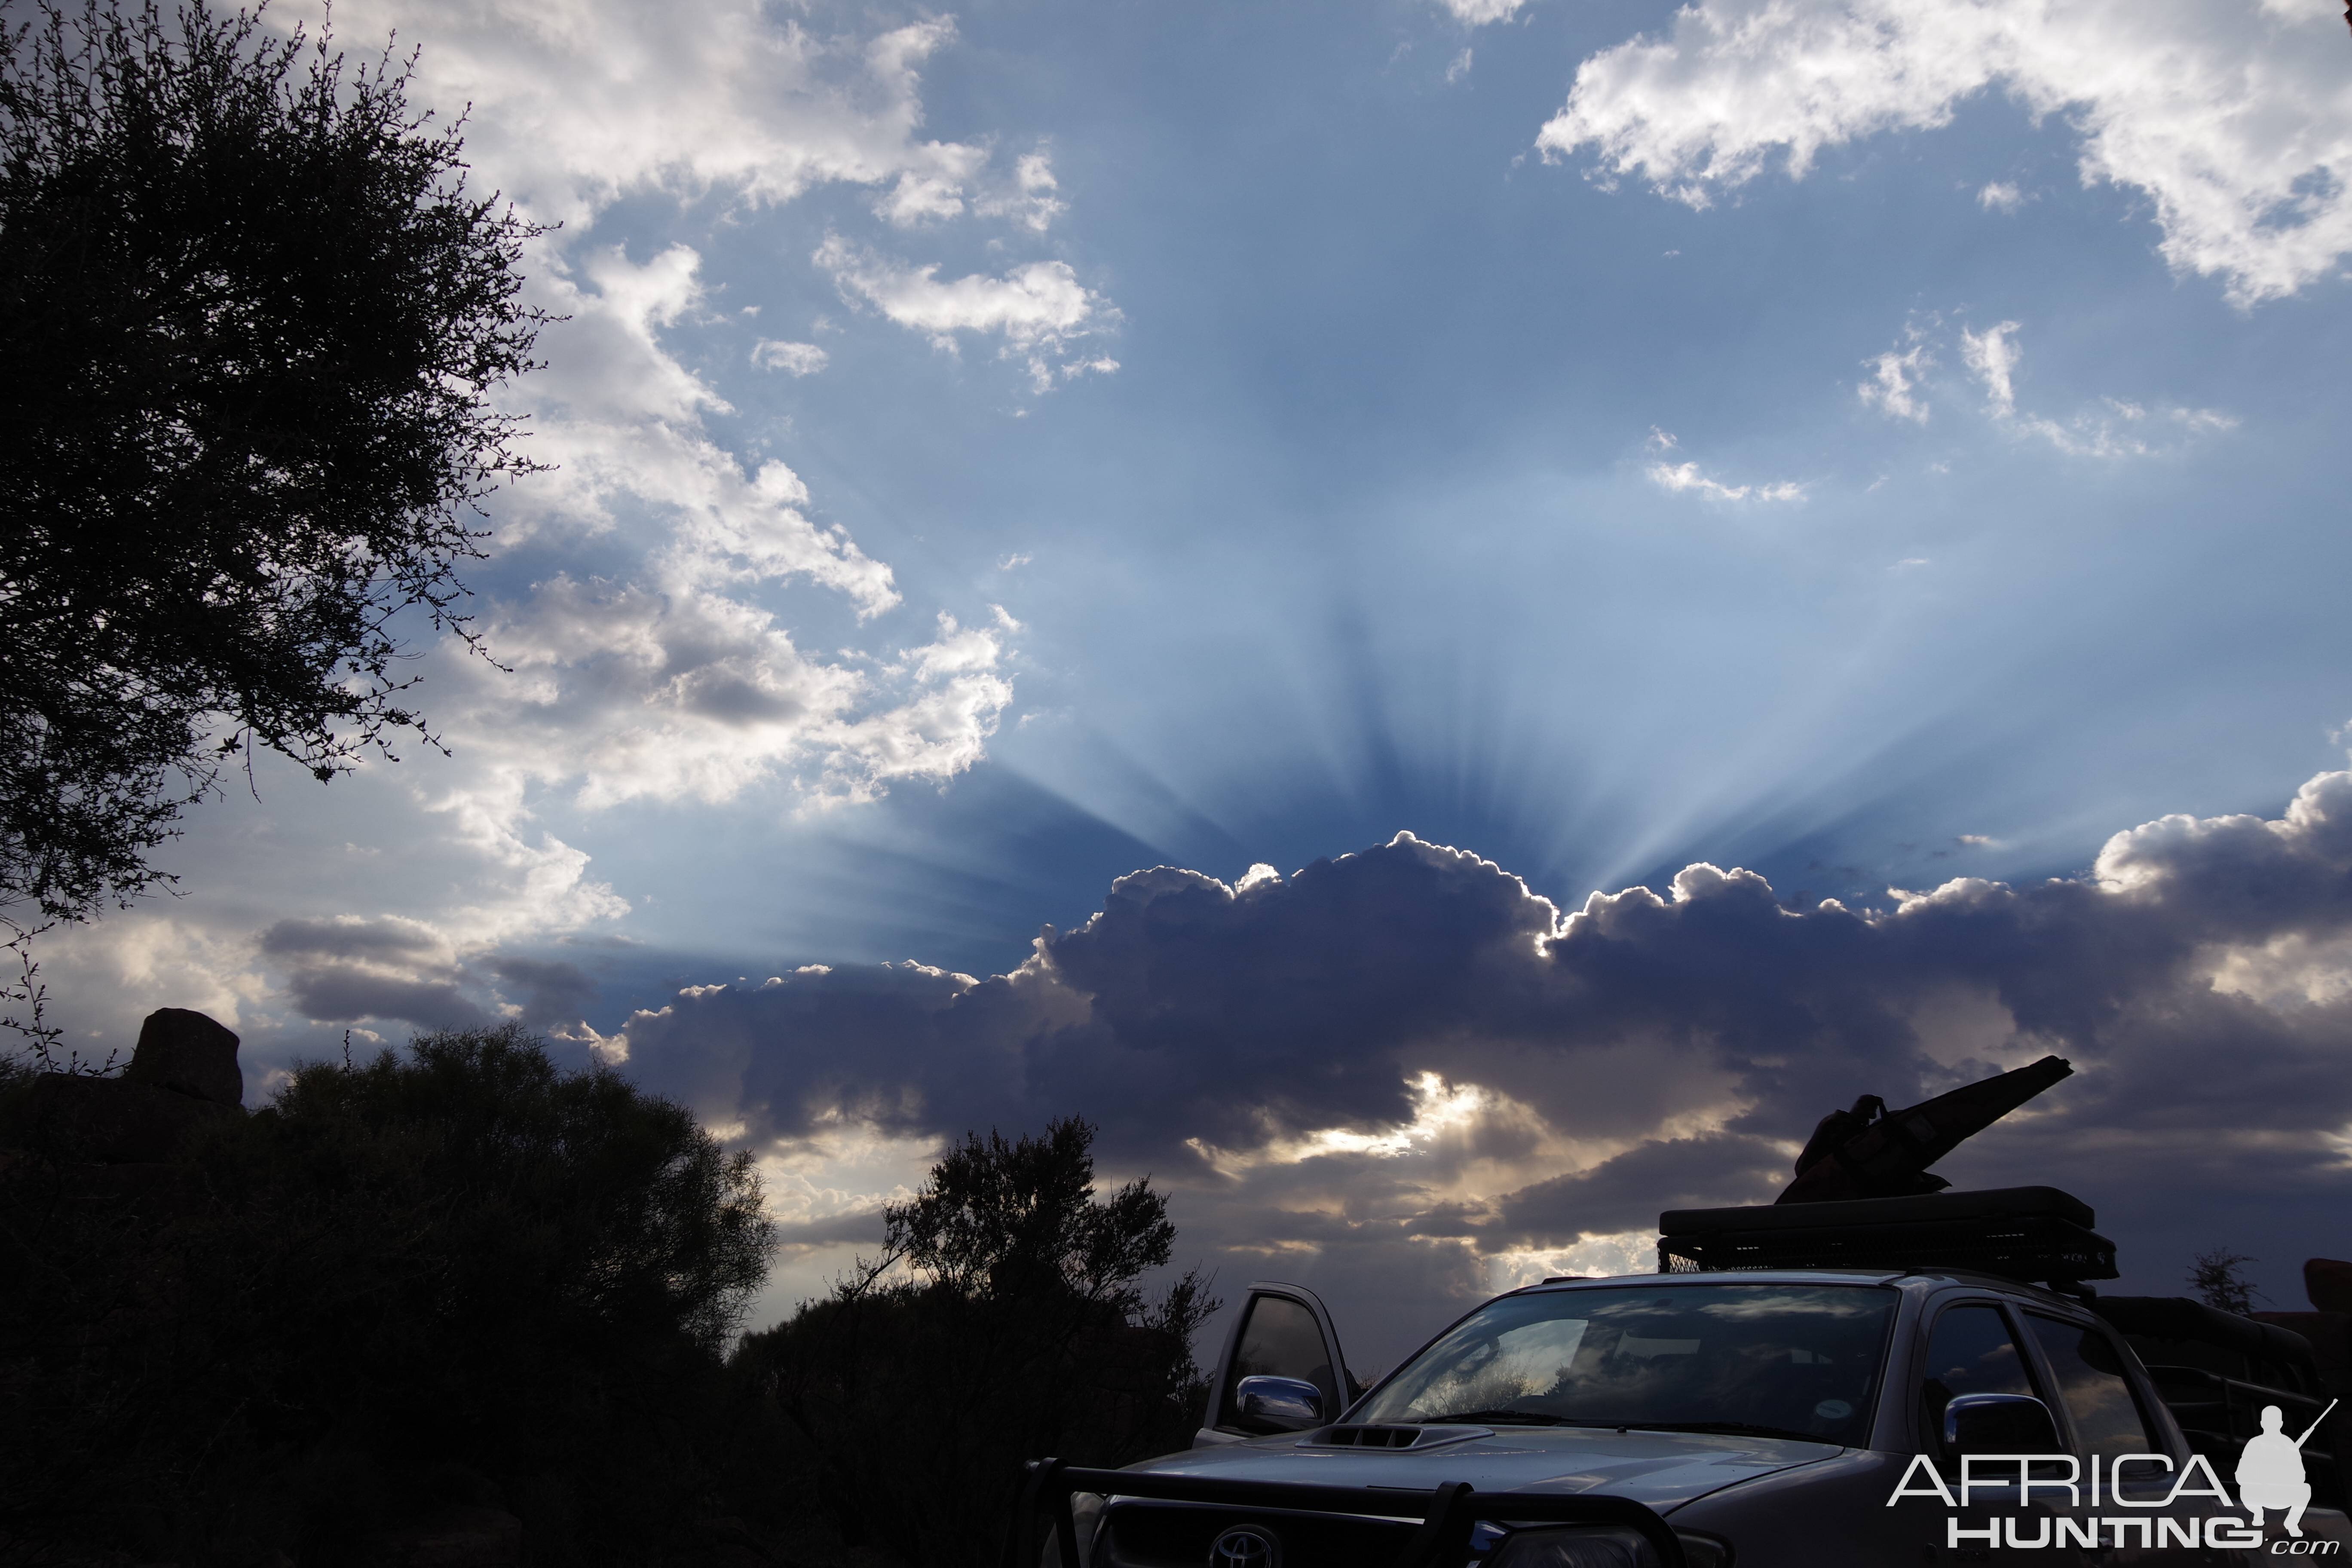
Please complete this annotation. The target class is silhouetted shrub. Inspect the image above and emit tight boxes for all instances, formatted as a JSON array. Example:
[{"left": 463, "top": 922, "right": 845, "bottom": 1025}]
[
  {"left": 730, "top": 1118, "right": 1216, "bottom": 1568},
  {"left": 0, "top": 1026, "right": 773, "bottom": 1566}
]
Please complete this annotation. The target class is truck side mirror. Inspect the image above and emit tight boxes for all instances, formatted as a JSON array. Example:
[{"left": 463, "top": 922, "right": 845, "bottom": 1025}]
[
  {"left": 1944, "top": 1393, "right": 2062, "bottom": 1456},
  {"left": 1235, "top": 1375, "right": 1324, "bottom": 1432}
]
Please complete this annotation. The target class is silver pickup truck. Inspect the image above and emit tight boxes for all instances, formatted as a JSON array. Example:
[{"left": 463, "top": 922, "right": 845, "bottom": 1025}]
[{"left": 1018, "top": 1264, "right": 2352, "bottom": 1568}]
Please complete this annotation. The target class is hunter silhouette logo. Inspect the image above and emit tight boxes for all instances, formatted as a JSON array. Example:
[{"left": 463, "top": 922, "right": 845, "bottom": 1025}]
[{"left": 2240, "top": 1402, "right": 2338, "bottom": 1537}]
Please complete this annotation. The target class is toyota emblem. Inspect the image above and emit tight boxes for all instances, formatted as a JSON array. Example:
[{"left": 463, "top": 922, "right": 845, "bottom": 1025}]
[{"left": 1207, "top": 1524, "right": 1280, "bottom": 1568}]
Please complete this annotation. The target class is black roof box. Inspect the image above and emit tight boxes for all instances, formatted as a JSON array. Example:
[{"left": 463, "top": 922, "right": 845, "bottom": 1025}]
[{"left": 1657, "top": 1185, "right": 2116, "bottom": 1285}]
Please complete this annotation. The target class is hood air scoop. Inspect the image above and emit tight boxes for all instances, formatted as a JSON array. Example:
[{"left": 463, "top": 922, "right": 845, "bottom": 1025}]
[{"left": 1298, "top": 1423, "right": 1491, "bottom": 1450}]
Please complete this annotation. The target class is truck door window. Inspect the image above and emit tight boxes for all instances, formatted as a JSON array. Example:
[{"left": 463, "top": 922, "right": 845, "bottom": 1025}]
[
  {"left": 1920, "top": 1302, "right": 2034, "bottom": 1449},
  {"left": 2023, "top": 1313, "right": 2157, "bottom": 1463},
  {"left": 1225, "top": 1294, "right": 1336, "bottom": 1425}
]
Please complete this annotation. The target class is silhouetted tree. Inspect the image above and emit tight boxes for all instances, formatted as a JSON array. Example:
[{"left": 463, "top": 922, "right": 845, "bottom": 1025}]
[
  {"left": 0, "top": 0, "right": 545, "bottom": 924},
  {"left": 891, "top": 1118, "right": 1179, "bottom": 1305},
  {"left": 732, "top": 1117, "right": 1216, "bottom": 1568},
  {"left": 0, "top": 1026, "right": 773, "bottom": 1565},
  {"left": 2189, "top": 1247, "right": 2264, "bottom": 1315}
]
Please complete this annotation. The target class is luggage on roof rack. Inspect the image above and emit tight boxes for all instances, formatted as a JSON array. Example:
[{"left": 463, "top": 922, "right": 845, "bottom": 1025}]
[{"left": 1656, "top": 1185, "right": 2117, "bottom": 1285}]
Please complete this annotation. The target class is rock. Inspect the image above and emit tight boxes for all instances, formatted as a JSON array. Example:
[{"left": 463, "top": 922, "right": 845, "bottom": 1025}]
[
  {"left": 352, "top": 1508, "right": 523, "bottom": 1568},
  {"left": 13, "top": 1072, "right": 235, "bottom": 1163},
  {"left": 2309, "top": 1259, "right": 2352, "bottom": 1316},
  {"left": 124, "top": 1007, "right": 243, "bottom": 1107}
]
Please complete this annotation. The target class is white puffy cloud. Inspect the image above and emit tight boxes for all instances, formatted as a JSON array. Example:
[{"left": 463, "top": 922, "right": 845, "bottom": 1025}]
[
  {"left": 453, "top": 582, "right": 1013, "bottom": 813},
  {"left": 815, "top": 238, "right": 1103, "bottom": 348},
  {"left": 252, "top": 0, "right": 1069, "bottom": 832},
  {"left": 1978, "top": 180, "right": 2025, "bottom": 212},
  {"left": 1436, "top": 0, "right": 1533, "bottom": 23},
  {"left": 1960, "top": 319, "right": 2024, "bottom": 418},
  {"left": 752, "top": 340, "right": 829, "bottom": 376},
  {"left": 1860, "top": 337, "right": 1933, "bottom": 424},
  {"left": 814, "top": 234, "right": 1118, "bottom": 390},
  {"left": 1538, "top": 0, "right": 2352, "bottom": 303},
  {"left": 277, "top": 2, "right": 990, "bottom": 233}
]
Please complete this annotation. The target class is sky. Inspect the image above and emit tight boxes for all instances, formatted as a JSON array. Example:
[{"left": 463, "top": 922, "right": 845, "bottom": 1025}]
[{"left": 24, "top": 0, "right": 2352, "bottom": 1370}]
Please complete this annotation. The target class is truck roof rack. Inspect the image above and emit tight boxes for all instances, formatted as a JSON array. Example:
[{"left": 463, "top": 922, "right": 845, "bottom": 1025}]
[{"left": 1656, "top": 1185, "right": 2118, "bottom": 1286}]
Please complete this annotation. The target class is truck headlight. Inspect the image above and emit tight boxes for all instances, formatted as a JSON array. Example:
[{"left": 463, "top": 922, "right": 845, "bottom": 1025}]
[{"left": 1487, "top": 1526, "right": 1659, "bottom": 1568}]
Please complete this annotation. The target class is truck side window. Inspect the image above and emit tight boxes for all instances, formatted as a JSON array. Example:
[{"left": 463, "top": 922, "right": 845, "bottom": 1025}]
[
  {"left": 1225, "top": 1295, "right": 1336, "bottom": 1427},
  {"left": 2024, "top": 1313, "right": 2157, "bottom": 1462},
  {"left": 1920, "top": 1303, "right": 2033, "bottom": 1451}
]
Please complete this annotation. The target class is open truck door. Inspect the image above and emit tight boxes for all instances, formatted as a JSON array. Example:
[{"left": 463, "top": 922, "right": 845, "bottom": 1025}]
[{"left": 1195, "top": 1281, "right": 1358, "bottom": 1448}]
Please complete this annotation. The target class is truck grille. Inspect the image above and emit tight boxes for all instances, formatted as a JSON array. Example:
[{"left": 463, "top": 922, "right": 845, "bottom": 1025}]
[{"left": 1101, "top": 1503, "right": 1418, "bottom": 1568}]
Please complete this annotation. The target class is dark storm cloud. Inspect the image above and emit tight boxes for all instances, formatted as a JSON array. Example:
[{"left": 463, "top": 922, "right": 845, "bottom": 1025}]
[
  {"left": 261, "top": 913, "right": 496, "bottom": 1032},
  {"left": 488, "top": 956, "right": 599, "bottom": 1028},
  {"left": 283, "top": 965, "right": 489, "bottom": 1031},
  {"left": 1467, "top": 1133, "right": 1792, "bottom": 1244},
  {"left": 261, "top": 916, "right": 445, "bottom": 962},
  {"left": 620, "top": 771, "right": 2352, "bottom": 1347},
  {"left": 621, "top": 839, "right": 1573, "bottom": 1162}
]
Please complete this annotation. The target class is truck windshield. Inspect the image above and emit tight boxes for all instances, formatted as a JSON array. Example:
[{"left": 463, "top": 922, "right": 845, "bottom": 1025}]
[{"left": 1354, "top": 1282, "right": 1896, "bottom": 1447}]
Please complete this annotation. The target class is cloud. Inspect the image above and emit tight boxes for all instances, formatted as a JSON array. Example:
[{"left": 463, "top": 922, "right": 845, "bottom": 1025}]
[
  {"left": 1859, "top": 336, "right": 1934, "bottom": 425},
  {"left": 280, "top": 3, "right": 993, "bottom": 235},
  {"left": 1480, "top": 1133, "right": 1792, "bottom": 1244},
  {"left": 610, "top": 769, "right": 2352, "bottom": 1357},
  {"left": 971, "top": 152, "right": 1069, "bottom": 233},
  {"left": 284, "top": 968, "right": 489, "bottom": 1032},
  {"left": 1862, "top": 316, "right": 2237, "bottom": 457},
  {"left": 449, "top": 582, "right": 1013, "bottom": 813},
  {"left": 1978, "top": 181, "right": 2025, "bottom": 213},
  {"left": 1446, "top": 48, "right": 1475, "bottom": 85},
  {"left": 256, "top": 914, "right": 487, "bottom": 1031},
  {"left": 752, "top": 340, "right": 829, "bottom": 376},
  {"left": 1960, "top": 320, "right": 2023, "bottom": 418},
  {"left": 249, "top": 0, "right": 1060, "bottom": 841},
  {"left": 1435, "top": 0, "right": 1532, "bottom": 23},
  {"left": 1537, "top": 0, "right": 2352, "bottom": 303},
  {"left": 260, "top": 916, "right": 447, "bottom": 964},
  {"left": 262, "top": 0, "right": 1089, "bottom": 821},
  {"left": 814, "top": 235, "right": 1118, "bottom": 391},
  {"left": 1646, "top": 462, "right": 1806, "bottom": 502},
  {"left": 1643, "top": 429, "right": 1805, "bottom": 501},
  {"left": 488, "top": 957, "right": 600, "bottom": 1028}
]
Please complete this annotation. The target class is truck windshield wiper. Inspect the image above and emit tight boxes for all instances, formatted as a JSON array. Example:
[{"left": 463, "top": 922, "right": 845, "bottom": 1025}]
[
  {"left": 1413, "top": 1410, "right": 1586, "bottom": 1426},
  {"left": 1628, "top": 1420, "right": 1832, "bottom": 1444}
]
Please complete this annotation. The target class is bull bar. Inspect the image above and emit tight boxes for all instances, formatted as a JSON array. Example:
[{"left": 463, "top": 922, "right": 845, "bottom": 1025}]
[{"left": 1011, "top": 1458, "right": 1689, "bottom": 1568}]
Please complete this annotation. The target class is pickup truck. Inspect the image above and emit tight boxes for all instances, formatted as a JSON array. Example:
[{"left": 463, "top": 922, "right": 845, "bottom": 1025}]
[{"left": 1016, "top": 1265, "right": 2352, "bottom": 1568}]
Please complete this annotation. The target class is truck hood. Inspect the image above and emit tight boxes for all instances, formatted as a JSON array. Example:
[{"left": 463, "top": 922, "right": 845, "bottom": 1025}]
[{"left": 1117, "top": 1427, "right": 1841, "bottom": 1513}]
